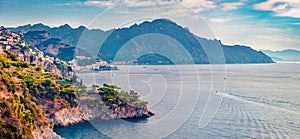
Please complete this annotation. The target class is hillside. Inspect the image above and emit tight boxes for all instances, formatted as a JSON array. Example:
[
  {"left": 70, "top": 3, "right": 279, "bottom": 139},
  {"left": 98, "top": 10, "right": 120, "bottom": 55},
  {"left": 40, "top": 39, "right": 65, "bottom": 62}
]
[
  {"left": 0, "top": 50, "right": 77, "bottom": 138},
  {"left": 1, "top": 27, "right": 153, "bottom": 138},
  {"left": 0, "top": 50, "right": 153, "bottom": 138}
]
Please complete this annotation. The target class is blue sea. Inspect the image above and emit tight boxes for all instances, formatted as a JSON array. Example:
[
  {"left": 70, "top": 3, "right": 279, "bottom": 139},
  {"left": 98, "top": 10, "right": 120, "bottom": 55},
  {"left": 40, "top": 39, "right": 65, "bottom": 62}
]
[{"left": 54, "top": 63, "right": 300, "bottom": 138}]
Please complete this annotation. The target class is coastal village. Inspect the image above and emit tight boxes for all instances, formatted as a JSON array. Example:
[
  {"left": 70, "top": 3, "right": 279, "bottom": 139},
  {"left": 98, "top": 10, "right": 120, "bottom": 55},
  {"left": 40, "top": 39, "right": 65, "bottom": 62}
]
[
  {"left": 0, "top": 26, "right": 117, "bottom": 77},
  {"left": 0, "top": 26, "right": 74, "bottom": 80}
]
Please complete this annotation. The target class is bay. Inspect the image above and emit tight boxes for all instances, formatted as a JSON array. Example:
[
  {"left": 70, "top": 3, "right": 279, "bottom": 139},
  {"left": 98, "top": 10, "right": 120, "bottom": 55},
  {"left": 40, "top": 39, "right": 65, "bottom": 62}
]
[{"left": 54, "top": 63, "right": 300, "bottom": 138}]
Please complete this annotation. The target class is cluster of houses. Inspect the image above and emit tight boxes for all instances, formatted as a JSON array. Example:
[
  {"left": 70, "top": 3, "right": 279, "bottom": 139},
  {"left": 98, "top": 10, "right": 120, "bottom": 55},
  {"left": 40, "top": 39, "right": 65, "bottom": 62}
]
[
  {"left": 0, "top": 26, "right": 23, "bottom": 54},
  {"left": 68, "top": 56, "right": 115, "bottom": 72},
  {"left": 0, "top": 26, "right": 49, "bottom": 64},
  {"left": 0, "top": 26, "right": 25, "bottom": 46},
  {"left": 0, "top": 26, "right": 74, "bottom": 80},
  {"left": 1, "top": 26, "right": 117, "bottom": 76}
]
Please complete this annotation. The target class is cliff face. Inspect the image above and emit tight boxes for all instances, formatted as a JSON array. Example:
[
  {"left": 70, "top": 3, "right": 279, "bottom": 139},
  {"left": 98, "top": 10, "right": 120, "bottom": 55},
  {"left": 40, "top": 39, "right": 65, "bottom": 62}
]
[
  {"left": 0, "top": 52, "right": 77, "bottom": 138},
  {"left": 32, "top": 127, "right": 62, "bottom": 139},
  {"left": 52, "top": 91, "right": 154, "bottom": 127}
]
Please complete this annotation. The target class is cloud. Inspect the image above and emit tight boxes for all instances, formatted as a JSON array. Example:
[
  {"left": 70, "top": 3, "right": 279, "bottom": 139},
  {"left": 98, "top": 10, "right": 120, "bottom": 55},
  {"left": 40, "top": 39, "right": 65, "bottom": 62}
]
[
  {"left": 209, "top": 18, "right": 230, "bottom": 23},
  {"left": 254, "top": 0, "right": 300, "bottom": 18},
  {"left": 78, "top": 0, "right": 217, "bottom": 13},
  {"left": 180, "top": 0, "right": 216, "bottom": 13},
  {"left": 221, "top": 2, "right": 244, "bottom": 11},
  {"left": 81, "top": 0, "right": 116, "bottom": 8},
  {"left": 256, "top": 34, "right": 299, "bottom": 43}
]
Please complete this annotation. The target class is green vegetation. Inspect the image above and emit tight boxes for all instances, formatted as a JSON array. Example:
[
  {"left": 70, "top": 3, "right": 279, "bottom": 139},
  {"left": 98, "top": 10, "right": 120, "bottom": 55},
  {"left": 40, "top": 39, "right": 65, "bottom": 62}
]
[
  {"left": 77, "top": 59, "right": 96, "bottom": 66},
  {"left": 56, "top": 47, "right": 75, "bottom": 61},
  {"left": 0, "top": 43, "right": 151, "bottom": 138},
  {"left": 0, "top": 51, "right": 78, "bottom": 138},
  {"left": 98, "top": 84, "right": 148, "bottom": 108}
]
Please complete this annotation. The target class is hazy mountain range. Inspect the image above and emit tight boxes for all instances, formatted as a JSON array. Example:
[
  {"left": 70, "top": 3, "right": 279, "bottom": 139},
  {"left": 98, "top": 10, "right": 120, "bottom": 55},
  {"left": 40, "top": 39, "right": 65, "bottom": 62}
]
[
  {"left": 8, "top": 19, "right": 274, "bottom": 64},
  {"left": 261, "top": 49, "right": 300, "bottom": 61}
]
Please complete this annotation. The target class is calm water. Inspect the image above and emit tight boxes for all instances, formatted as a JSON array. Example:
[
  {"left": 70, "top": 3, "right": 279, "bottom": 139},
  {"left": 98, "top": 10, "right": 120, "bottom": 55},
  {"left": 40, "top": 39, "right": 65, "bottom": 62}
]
[{"left": 54, "top": 63, "right": 300, "bottom": 138}]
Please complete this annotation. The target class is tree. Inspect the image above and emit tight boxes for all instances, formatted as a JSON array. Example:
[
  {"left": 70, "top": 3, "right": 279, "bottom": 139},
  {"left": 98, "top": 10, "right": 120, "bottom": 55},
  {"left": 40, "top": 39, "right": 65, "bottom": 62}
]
[
  {"left": 36, "top": 67, "right": 42, "bottom": 72},
  {"left": 92, "top": 84, "right": 99, "bottom": 92},
  {"left": 42, "top": 79, "right": 52, "bottom": 87}
]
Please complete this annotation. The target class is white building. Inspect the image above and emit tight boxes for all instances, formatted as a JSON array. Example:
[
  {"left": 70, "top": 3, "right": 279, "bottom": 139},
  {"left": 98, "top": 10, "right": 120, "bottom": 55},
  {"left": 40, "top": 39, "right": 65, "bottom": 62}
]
[{"left": 5, "top": 45, "right": 11, "bottom": 50}]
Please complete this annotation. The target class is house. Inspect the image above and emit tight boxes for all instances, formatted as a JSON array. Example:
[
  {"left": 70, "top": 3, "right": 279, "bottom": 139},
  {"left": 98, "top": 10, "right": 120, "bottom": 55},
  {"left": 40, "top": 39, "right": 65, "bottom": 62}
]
[
  {"left": 20, "top": 42, "right": 26, "bottom": 47},
  {"left": 23, "top": 51, "right": 32, "bottom": 63},
  {"left": 0, "top": 38, "right": 8, "bottom": 45},
  {"left": 30, "top": 55, "right": 37, "bottom": 64},
  {"left": 10, "top": 48, "right": 24, "bottom": 60},
  {"left": 0, "top": 44, "right": 4, "bottom": 54},
  {"left": 5, "top": 44, "right": 11, "bottom": 50},
  {"left": 7, "top": 36, "right": 14, "bottom": 45},
  {"left": 10, "top": 48, "right": 21, "bottom": 54}
]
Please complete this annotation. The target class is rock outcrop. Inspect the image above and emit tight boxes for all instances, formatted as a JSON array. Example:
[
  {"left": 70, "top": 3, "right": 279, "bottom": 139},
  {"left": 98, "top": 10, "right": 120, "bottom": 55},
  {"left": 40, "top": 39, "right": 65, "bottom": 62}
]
[
  {"left": 51, "top": 94, "right": 154, "bottom": 127},
  {"left": 32, "top": 126, "right": 63, "bottom": 139}
]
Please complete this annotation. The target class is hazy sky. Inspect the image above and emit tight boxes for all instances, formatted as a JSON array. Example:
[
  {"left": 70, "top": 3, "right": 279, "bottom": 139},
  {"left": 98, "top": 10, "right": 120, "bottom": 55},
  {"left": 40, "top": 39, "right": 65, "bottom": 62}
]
[{"left": 1, "top": 0, "right": 299, "bottom": 51}]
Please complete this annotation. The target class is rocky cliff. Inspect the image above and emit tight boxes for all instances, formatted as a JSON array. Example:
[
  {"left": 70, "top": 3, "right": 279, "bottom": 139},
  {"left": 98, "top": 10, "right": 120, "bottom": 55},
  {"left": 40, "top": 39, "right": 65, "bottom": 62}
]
[{"left": 51, "top": 88, "right": 154, "bottom": 127}]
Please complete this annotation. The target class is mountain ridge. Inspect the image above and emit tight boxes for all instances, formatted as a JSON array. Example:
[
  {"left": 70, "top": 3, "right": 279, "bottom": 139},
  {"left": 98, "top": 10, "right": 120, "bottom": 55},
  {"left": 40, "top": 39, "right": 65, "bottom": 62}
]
[
  {"left": 261, "top": 49, "right": 300, "bottom": 61},
  {"left": 7, "top": 19, "right": 274, "bottom": 64}
]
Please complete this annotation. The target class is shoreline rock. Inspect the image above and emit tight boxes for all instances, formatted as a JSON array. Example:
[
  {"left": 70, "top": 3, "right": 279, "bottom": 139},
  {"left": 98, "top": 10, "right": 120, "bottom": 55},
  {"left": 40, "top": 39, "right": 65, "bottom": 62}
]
[
  {"left": 51, "top": 105, "right": 154, "bottom": 128},
  {"left": 32, "top": 126, "right": 63, "bottom": 139},
  {"left": 51, "top": 92, "right": 154, "bottom": 128}
]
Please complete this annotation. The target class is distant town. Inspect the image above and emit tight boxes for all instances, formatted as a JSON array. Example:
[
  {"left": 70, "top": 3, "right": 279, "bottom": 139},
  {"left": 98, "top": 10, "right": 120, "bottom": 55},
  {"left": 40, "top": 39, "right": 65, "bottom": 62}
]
[{"left": 0, "top": 26, "right": 117, "bottom": 74}]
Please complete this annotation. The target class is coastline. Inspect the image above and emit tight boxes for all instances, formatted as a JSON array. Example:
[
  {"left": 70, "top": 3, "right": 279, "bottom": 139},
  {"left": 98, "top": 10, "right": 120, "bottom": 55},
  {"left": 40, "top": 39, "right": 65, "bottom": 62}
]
[
  {"left": 33, "top": 98, "right": 154, "bottom": 138},
  {"left": 51, "top": 97, "right": 154, "bottom": 127}
]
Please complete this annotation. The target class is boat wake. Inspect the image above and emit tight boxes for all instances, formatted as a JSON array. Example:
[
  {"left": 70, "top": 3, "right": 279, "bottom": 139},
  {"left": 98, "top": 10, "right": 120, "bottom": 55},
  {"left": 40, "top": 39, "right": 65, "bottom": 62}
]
[{"left": 215, "top": 91, "right": 300, "bottom": 115}]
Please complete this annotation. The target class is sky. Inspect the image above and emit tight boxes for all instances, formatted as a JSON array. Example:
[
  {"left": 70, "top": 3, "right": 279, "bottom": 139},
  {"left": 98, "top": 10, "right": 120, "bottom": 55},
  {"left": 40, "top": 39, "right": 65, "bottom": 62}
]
[{"left": 0, "top": 0, "right": 300, "bottom": 51}]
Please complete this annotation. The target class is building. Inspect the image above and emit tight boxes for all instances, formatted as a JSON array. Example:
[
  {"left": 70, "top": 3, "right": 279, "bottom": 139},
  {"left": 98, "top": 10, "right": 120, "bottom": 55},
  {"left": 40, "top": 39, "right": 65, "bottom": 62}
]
[
  {"left": 5, "top": 44, "right": 11, "bottom": 50},
  {"left": 0, "top": 44, "right": 4, "bottom": 54},
  {"left": 10, "top": 48, "right": 24, "bottom": 60},
  {"left": 7, "top": 37, "right": 14, "bottom": 45},
  {"left": 0, "top": 38, "right": 8, "bottom": 45}
]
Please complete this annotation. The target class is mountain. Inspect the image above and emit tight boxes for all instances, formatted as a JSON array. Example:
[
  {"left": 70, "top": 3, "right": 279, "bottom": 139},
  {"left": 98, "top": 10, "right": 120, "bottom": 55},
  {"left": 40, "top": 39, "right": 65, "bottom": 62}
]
[
  {"left": 222, "top": 45, "right": 274, "bottom": 63},
  {"left": 9, "top": 24, "right": 84, "bottom": 47},
  {"left": 261, "top": 49, "right": 300, "bottom": 61},
  {"left": 135, "top": 53, "right": 175, "bottom": 65},
  {"left": 97, "top": 19, "right": 273, "bottom": 64},
  {"left": 15, "top": 29, "right": 93, "bottom": 62},
  {"left": 8, "top": 19, "right": 274, "bottom": 64},
  {"left": 8, "top": 23, "right": 108, "bottom": 56}
]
